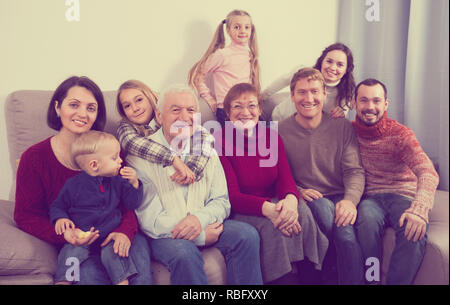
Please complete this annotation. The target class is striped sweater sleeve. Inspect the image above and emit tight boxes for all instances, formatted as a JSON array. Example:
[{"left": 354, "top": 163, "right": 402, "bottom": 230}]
[{"left": 117, "top": 121, "right": 175, "bottom": 167}]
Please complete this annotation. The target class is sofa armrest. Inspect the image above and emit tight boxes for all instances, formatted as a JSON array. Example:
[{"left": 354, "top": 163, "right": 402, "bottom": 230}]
[{"left": 0, "top": 200, "right": 57, "bottom": 282}]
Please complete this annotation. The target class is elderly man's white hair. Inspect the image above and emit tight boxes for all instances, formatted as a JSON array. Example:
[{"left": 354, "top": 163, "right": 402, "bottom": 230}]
[{"left": 157, "top": 84, "right": 199, "bottom": 112}]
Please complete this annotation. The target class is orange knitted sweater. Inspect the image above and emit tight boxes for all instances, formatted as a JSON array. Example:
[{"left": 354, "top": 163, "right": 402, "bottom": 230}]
[{"left": 352, "top": 113, "right": 439, "bottom": 222}]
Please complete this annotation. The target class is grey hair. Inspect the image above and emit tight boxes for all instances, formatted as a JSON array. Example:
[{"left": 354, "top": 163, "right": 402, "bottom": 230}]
[{"left": 157, "top": 84, "right": 199, "bottom": 112}]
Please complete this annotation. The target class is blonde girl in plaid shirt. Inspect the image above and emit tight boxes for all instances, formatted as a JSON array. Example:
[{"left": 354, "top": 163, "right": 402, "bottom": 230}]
[{"left": 116, "top": 80, "right": 214, "bottom": 184}]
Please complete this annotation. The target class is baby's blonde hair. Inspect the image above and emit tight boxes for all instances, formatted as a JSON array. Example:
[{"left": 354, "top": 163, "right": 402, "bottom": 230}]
[
  {"left": 71, "top": 130, "right": 118, "bottom": 170},
  {"left": 188, "top": 9, "right": 260, "bottom": 93}
]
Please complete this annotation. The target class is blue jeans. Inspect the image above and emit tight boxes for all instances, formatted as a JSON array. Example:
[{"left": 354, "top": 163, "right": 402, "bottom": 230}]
[
  {"left": 355, "top": 193, "right": 427, "bottom": 285},
  {"left": 55, "top": 232, "right": 152, "bottom": 285},
  {"left": 308, "top": 195, "right": 364, "bottom": 285},
  {"left": 149, "top": 219, "right": 263, "bottom": 285}
]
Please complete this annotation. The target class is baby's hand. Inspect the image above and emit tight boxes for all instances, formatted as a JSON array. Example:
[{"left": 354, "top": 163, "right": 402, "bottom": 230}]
[
  {"left": 55, "top": 218, "right": 75, "bottom": 235},
  {"left": 64, "top": 227, "right": 100, "bottom": 246},
  {"left": 120, "top": 166, "right": 139, "bottom": 189}
]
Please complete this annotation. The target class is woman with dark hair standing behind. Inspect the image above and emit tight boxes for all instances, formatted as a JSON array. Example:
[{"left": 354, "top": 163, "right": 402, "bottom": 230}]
[
  {"left": 14, "top": 76, "right": 152, "bottom": 285},
  {"left": 262, "top": 42, "right": 355, "bottom": 121}
]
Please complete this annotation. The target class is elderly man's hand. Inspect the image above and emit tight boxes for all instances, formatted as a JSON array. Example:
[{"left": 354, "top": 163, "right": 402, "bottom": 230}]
[
  {"left": 171, "top": 214, "right": 202, "bottom": 241},
  {"left": 204, "top": 222, "right": 223, "bottom": 246}
]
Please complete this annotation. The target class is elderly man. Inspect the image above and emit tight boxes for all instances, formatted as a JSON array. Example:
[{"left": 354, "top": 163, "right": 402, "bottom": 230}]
[
  {"left": 352, "top": 79, "right": 439, "bottom": 284},
  {"left": 278, "top": 68, "right": 365, "bottom": 284},
  {"left": 127, "top": 84, "right": 262, "bottom": 285}
]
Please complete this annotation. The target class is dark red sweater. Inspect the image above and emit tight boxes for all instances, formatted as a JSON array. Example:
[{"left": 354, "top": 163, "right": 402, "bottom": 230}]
[
  {"left": 216, "top": 127, "right": 299, "bottom": 216},
  {"left": 14, "top": 137, "right": 138, "bottom": 245}
]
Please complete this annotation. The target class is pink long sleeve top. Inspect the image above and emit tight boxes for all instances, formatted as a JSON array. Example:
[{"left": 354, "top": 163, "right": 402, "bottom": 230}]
[{"left": 197, "top": 41, "right": 252, "bottom": 108}]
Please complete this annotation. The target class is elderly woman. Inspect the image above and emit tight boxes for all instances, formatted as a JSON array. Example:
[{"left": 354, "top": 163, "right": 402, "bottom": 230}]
[
  {"left": 14, "top": 76, "right": 151, "bottom": 284},
  {"left": 214, "top": 82, "right": 329, "bottom": 283}
]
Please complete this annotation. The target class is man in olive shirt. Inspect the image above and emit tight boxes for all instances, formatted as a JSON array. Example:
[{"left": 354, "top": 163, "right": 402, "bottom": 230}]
[{"left": 278, "top": 68, "right": 365, "bottom": 285}]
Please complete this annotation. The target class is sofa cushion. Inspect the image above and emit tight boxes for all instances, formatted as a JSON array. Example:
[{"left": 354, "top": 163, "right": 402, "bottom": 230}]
[{"left": 0, "top": 200, "right": 57, "bottom": 280}]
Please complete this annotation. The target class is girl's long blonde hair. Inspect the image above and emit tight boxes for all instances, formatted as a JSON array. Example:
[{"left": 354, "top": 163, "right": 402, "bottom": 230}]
[
  {"left": 116, "top": 79, "right": 159, "bottom": 136},
  {"left": 188, "top": 10, "right": 260, "bottom": 93}
]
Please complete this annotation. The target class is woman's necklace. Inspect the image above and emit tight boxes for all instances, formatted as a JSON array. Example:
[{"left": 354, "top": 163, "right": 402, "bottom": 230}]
[{"left": 51, "top": 134, "right": 80, "bottom": 171}]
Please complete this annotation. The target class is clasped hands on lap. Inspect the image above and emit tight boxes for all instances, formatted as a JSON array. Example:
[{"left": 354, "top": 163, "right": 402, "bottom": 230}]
[
  {"left": 171, "top": 214, "right": 224, "bottom": 246},
  {"left": 262, "top": 194, "right": 302, "bottom": 237}
]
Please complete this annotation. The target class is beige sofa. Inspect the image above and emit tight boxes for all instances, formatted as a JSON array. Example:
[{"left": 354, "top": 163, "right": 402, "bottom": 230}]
[{"left": 1, "top": 90, "right": 448, "bottom": 285}]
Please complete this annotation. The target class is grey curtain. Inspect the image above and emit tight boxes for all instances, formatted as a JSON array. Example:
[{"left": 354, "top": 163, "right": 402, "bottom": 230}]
[{"left": 337, "top": 0, "right": 449, "bottom": 191}]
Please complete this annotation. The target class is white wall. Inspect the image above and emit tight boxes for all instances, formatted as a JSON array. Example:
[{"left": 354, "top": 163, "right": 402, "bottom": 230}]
[{"left": 0, "top": 0, "right": 339, "bottom": 200}]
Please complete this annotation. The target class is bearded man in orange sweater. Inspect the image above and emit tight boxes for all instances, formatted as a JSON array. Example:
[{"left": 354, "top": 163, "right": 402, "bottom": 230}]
[{"left": 352, "top": 78, "right": 439, "bottom": 285}]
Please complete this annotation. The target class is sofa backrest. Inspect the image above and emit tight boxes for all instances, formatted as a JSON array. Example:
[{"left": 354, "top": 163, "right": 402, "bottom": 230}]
[{"left": 4, "top": 90, "right": 122, "bottom": 200}]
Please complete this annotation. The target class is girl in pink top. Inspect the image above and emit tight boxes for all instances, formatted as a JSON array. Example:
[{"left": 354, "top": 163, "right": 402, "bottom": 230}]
[{"left": 188, "top": 9, "right": 261, "bottom": 126}]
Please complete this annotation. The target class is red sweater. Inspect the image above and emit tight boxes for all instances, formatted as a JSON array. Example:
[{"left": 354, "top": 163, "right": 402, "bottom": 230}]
[
  {"left": 352, "top": 113, "right": 439, "bottom": 222},
  {"left": 14, "top": 137, "right": 138, "bottom": 245},
  {"left": 216, "top": 127, "right": 300, "bottom": 216}
]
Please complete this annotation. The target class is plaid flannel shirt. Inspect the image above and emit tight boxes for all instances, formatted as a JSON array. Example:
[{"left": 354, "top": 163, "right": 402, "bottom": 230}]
[{"left": 117, "top": 120, "right": 214, "bottom": 181}]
